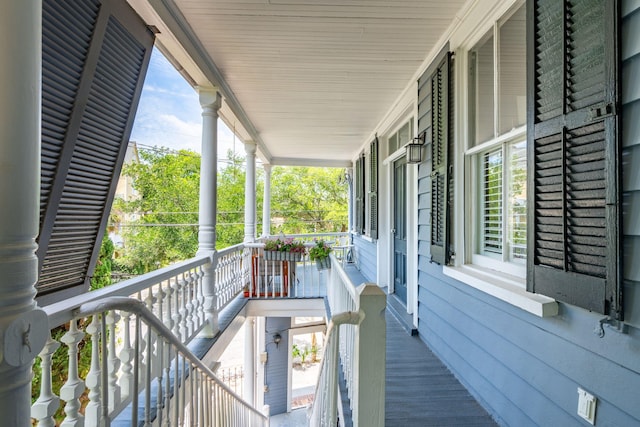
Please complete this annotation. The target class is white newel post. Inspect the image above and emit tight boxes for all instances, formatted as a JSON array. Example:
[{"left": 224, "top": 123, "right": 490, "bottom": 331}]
[
  {"left": 244, "top": 141, "right": 257, "bottom": 243},
  {"left": 262, "top": 164, "right": 272, "bottom": 237},
  {"left": 244, "top": 317, "right": 256, "bottom": 405},
  {"left": 0, "top": 1, "right": 49, "bottom": 425},
  {"left": 354, "top": 284, "right": 386, "bottom": 427},
  {"left": 197, "top": 87, "right": 222, "bottom": 337}
]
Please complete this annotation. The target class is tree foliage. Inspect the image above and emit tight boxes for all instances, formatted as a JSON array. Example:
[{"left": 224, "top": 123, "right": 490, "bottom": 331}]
[
  {"left": 90, "top": 235, "right": 114, "bottom": 290},
  {"left": 112, "top": 148, "right": 347, "bottom": 275},
  {"left": 113, "top": 148, "right": 200, "bottom": 273},
  {"left": 270, "top": 166, "right": 348, "bottom": 234}
]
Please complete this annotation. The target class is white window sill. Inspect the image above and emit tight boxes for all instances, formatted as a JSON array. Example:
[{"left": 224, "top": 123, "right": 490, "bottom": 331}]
[{"left": 443, "top": 265, "right": 558, "bottom": 318}]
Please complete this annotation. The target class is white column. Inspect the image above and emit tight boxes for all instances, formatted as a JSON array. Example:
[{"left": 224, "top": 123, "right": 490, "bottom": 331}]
[
  {"left": 262, "top": 164, "right": 272, "bottom": 237},
  {"left": 346, "top": 167, "right": 353, "bottom": 233},
  {"left": 0, "top": 1, "right": 48, "bottom": 424},
  {"left": 243, "top": 317, "right": 255, "bottom": 405},
  {"left": 197, "top": 87, "right": 222, "bottom": 337},
  {"left": 244, "top": 141, "right": 257, "bottom": 243}
]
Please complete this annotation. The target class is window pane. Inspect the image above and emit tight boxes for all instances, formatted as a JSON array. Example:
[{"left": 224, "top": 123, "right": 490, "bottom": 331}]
[
  {"left": 499, "top": 5, "right": 526, "bottom": 134},
  {"left": 473, "top": 34, "right": 495, "bottom": 144},
  {"left": 482, "top": 148, "right": 503, "bottom": 255},
  {"left": 508, "top": 140, "right": 527, "bottom": 262},
  {"left": 389, "top": 134, "right": 398, "bottom": 153},
  {"left": 399, "top": 121, "right": 411, "bottom": 147}
]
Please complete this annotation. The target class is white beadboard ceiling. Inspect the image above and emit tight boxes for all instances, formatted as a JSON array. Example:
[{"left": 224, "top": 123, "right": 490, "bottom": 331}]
[{"left": 133, "top": 0, "right": 469, "bottom": 166}]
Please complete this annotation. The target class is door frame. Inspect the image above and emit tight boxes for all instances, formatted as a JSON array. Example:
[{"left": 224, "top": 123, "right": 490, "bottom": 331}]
[{"left": 384, "top": 150, "right": 419, "bottom": 322}]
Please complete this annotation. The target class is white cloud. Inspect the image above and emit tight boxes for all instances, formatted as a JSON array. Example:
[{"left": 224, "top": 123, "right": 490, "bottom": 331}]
[{"left": 130, "top": 47, "right": 245, "bottom": 160}]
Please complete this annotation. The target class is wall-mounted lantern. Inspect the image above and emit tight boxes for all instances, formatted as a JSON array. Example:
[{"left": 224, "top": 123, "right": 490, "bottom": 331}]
[{"left": 406, "top": 132, "right": 426, "bottom": 164}]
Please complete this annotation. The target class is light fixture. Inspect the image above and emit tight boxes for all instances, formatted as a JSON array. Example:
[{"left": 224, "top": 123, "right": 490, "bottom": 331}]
[
  {"left": 273, "top": 333, "right": 282, "bottom": 349},
  {"left": 406, "top": 132, "right": 426, "bottom": 164}
]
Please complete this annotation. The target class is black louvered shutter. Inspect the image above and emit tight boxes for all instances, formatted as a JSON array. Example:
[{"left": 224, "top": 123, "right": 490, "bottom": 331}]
[
  {"left": 369, "top": 137, "right": 379, "bottom": 239},
  {"left": 354, "top": 155, "right": 364, "bottom": 235},
  {"left": 527, "top": 0, "right": 621, "bottom": 317},
  {"left": 420, "top": 50, "right": 452, "bottom": 265},
  {"left": 38, "top": 0, "right": 154, "bottom": 299}
]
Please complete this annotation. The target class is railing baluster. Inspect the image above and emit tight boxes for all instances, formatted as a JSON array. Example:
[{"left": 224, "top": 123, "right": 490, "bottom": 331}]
[
  {"left": 146, "top": 287, "right": 161, "bottom": 383},
  {"left": 145, "top": 321, "right": 152, "bottom": 426},
  {"left": 120, "top": 311, "right": 134, "bottom": 401},
  {"left": 179, "top": 273, "right": 188, "bottom": 341},
  {"left": 132, "top": 315, "right": 141, "bottom": 426},
  {"left": 184, "top": 272, "right": 193, "bottom": 338},
  {"left": 197, "top": 265, "right": 206, "bottom": 326},
  {"left": 137, "top": 291, "right": 148, "bottom": 388},
  {"left": 84, "top": 315, "right": 102, "bottom": 425},
  {"left": 163, "top": 338, "right": 171, "bottom": 427},
  {"left": 156, "top": 336, "right": 164, "bottom": 427},
  {"left": 31, "top": 334, "right": 61, "bottom": 427},
  {"left": 106, "top": 309, "right": 121, "bottom": 413},
  {"left": 59, "top": 320, "right": 85, "bottom": 427}
]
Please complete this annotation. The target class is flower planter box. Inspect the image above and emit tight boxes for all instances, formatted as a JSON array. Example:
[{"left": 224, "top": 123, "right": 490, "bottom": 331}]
[
  {"left": 264, "top": 250, "right": 303, "bottom": 262},
  {"left": 315, "top": 257, "right": 331, "bottom": 271}
]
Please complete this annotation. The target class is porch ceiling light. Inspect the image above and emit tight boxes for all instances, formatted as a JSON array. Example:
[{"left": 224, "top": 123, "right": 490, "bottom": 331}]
[{"left": 406, "top": 132, "right": 426, "bottom": 164}]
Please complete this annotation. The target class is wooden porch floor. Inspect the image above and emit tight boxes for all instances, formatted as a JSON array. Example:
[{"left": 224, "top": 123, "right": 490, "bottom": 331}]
[{"left": 385, "top": 310, "right": 498, "bottom": 426}]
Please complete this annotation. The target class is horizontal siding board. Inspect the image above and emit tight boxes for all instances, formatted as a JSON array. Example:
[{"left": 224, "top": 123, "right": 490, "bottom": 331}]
[
  {"left": 622, "top": 11, "right": 640, "bottom": 60},
  {"left": 622, "top": 145, "right": 640, "bottom": 191},
  {"left": 623, "top": 279, "right": 640, "bottom": 326},
  {"left": 418, "top": 269, "right": 640, "bottom": 424},
  {"left": 264, "top": 317, "right": 290, "bottom": 415},
  {"left": 352, "top": 235, "right": 376, "bottom": 283},
  {"left": 622, "top": 0, "right": 640, "bottom": 17},
  {"left": 623, "top": 189, "right": 640, "bottom": 236},
  {"left": 622, "top": 54, "right": 640, "bottom": 104},
  {"left": 624, "top": 236, "right": 640, "bottom": 281},
  {"left": 622, "top": 0, "right": 640, "bottom": 326},
  {"left": 418, "top": 299, "right": 576, "bottom": 427},
  {"left": 622, "top": 100, "right": 640, "bottom": 148}
]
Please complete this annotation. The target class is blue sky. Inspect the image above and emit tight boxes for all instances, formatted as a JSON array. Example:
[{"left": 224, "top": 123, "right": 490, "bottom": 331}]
[{"left": 130, "top": 48, "right": 241, "bottom": 159}]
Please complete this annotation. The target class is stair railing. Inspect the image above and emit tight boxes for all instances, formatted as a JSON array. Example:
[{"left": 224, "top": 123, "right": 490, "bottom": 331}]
[
  {"left": 66, "top": 296, "right": 268, "bottom": 426},
  {"left": 309, "top": 310, "right": 363, "bottom": 427}
]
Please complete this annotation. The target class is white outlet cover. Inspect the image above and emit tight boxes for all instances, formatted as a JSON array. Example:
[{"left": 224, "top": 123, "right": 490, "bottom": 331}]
[{"left": 577, "top": 387, "right": 597, "bottom": 425}]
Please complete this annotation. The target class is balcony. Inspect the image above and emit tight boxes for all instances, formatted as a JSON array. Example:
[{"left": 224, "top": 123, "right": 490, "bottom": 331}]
[{"left": 30, "top": 232, "right": 497, "bottom": 426}]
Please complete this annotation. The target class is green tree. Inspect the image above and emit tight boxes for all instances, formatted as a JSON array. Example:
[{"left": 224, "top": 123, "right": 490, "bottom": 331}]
[
  {"left": 113, "top": 148, "right": 200, "bottom": 273},
  {"left": 270, "top": 166, "right": 348, "bottom": 234},
  {"left": 90, "top": 235, "right": 114, "bottom": 290},
  {"left": 113, "top": 149, "right": 347, "bottom": 274},
  {"left": 217, "top": 150, "right": 264, "bottom": 246}
]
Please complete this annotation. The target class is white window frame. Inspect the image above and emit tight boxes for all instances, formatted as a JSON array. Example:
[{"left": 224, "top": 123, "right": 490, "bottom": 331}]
[
  {"left": 466, "top": 127, "right": 527, "bottom": 279},
  {"left": 443, "top": 0, "right": 558, "bottom": 318}
]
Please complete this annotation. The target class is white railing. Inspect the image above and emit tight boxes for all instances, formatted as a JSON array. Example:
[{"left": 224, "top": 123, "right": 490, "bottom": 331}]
[
  {"left": 48, "top": 296, "right": 268, "bottom": 426},
  {"left": 310, "top": 261, "right": 386, "bottom": 427},
  {"left": 309, "top": 310, "right": 363, "bottom": 427},
  {"left": 244, "top": 232, "right": 348, "bottom": 299},
  {"left": 32, "top": 248, "right": 252, "bottom": 426},
  {"left": 31, "top": 234, "right": 349, "bottom": 425},
  {"left": 215, "top": 243, "right": 251, "bottom": 310}
]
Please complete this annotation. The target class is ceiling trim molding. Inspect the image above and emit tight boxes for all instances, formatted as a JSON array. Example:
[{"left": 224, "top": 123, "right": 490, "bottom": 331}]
[{"left": 270, "top": 157, "right": 352, "bottom": 168}]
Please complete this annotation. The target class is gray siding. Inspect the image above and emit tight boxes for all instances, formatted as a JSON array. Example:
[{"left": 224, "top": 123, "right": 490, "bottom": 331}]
[
  {"left": 264, "top": 317, "right": 291, "bottom": 415},
  {"left": 414, "top": 2, "right": 640, "bottom": 425},
  {"left": 352, "top": 234, "right": 377, "bottom": 283},
  {"left": 622, "top": 0, "right": 640, "bottom": 326}
]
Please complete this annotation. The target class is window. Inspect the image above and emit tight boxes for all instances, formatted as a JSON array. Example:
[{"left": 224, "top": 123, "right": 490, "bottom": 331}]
[
  {"left": 467, "top": 3, "right": 526, "bottom": 277},
  {"left": 388, "top": 118, "right": 414, "bottom": 154},
  {"left": 448, "top": 0, "right": 621, "bottom": 318},
  {"left": 475, "top": 139, "right": 526, "bottom": 269},
  {"left": 353, "top": 138, "right": 378, "bottom": 239}
]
